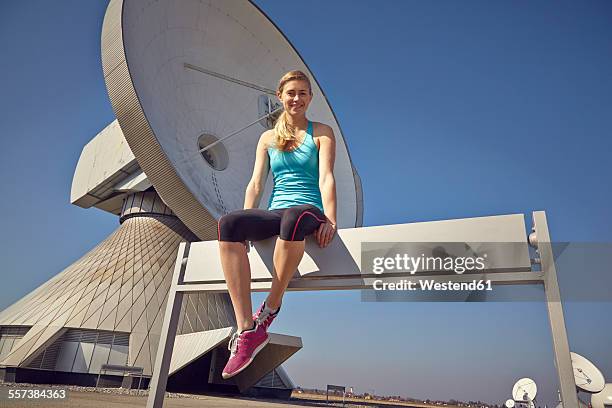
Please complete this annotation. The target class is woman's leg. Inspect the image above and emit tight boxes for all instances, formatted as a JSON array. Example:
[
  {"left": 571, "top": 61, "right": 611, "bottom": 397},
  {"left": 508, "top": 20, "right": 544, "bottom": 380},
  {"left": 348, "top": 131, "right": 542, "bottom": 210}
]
[
  {"left": 266, "top": 205, "right": 326, "bottom": 310},
  {"left": 219, "top": 241, "right": 253, "bottom": 331},
  {"left": 267, "top": 239, "right": 305, "bottom": 310},
  {"left": 218, "top": 209, "right": 282, "bottom": 331}
]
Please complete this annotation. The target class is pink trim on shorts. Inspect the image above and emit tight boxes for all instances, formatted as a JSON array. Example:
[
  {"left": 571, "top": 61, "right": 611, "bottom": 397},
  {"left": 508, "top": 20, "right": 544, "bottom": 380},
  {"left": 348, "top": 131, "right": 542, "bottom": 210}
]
[{"left": 291, "top": 211, "right": 327, "bottom": 241}]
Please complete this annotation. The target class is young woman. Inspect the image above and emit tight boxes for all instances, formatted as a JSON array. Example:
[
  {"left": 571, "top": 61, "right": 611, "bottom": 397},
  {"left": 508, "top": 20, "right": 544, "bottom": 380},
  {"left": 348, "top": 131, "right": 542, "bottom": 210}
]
[{"left": 217, "top": 70, "right": 338, "bottom": 379}]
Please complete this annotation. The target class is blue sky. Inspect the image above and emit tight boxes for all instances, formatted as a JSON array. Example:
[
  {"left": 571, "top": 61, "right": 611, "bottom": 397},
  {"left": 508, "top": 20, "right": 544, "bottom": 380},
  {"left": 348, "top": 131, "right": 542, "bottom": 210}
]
[{"left": 1, "top": 1, "right": 611, "bottom": 406}]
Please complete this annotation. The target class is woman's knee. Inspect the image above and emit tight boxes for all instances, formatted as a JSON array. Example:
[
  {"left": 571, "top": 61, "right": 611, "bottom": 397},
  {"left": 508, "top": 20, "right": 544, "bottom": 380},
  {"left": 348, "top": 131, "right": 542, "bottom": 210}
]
[
  {"left": 218, "top": 213, "right": 245, "bottom": 242},
  {"left": 280, "top": 205, "right": 324, "bottom": 241}
]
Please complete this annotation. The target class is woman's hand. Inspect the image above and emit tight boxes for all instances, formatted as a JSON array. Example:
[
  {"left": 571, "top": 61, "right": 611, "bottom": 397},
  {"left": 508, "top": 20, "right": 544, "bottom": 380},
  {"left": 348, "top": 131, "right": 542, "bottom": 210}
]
[{"left": 316, "top": 220, "right": 337, "bottom": 248}]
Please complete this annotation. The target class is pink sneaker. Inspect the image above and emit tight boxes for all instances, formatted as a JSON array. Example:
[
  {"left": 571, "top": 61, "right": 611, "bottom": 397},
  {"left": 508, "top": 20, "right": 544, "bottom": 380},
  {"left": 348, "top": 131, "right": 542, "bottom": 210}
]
[
  {"left": 221, "top": 324, "right": 270, "bottom": 379},
  {"left": 252, "top": 301, "right": 280, "bottom": 331}
]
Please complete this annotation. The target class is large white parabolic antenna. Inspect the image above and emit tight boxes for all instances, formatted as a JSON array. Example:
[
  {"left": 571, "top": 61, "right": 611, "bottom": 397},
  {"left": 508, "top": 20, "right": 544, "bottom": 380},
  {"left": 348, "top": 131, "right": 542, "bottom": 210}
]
[
  {"left": 571, "top": 352, "right": 606, "bottom": 393},
  {"left": 101, "top": 0, "right": 363, "bottom": 239},
  {"left": 513, "top": 378, "right": 538, "bottom": 402}
]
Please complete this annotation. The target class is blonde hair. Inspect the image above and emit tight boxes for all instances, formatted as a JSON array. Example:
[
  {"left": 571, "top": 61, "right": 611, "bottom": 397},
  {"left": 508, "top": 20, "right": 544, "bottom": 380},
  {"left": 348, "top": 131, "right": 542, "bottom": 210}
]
[{"left": 273, "top": 70, "right": 312, "bottom": 151}]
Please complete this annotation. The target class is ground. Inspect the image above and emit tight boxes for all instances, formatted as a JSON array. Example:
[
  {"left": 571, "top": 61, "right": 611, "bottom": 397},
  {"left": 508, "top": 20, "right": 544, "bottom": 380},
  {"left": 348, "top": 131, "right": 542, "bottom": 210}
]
[{"left": 0, "top": 382, "right": 448, "bottom": 408}]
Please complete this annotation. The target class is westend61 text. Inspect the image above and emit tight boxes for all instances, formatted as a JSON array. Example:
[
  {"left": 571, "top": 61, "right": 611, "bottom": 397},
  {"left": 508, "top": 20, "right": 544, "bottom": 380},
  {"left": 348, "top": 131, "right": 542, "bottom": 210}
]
[{"left": 372, "top": 279, "right": 493, "bottom": 291}]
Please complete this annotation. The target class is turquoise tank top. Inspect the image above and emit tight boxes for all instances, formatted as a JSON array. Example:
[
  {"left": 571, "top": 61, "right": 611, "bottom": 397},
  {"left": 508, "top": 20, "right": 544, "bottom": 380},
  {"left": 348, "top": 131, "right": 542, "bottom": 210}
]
[{"left": 267, "top": 121, "right": 324, "bottom": 212}]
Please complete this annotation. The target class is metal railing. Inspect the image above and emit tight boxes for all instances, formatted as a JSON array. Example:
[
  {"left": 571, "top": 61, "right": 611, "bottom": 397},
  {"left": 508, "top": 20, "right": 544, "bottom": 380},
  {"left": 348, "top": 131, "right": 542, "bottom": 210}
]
[{"left": 95, "top": 364, "right": 145, "bottom": 394}]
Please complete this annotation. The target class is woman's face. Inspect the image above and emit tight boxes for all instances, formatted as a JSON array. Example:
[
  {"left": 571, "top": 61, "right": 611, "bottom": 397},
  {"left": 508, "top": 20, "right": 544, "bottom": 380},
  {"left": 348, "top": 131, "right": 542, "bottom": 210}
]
[{"left": 278, "top": 79, "right": 312, "bottom": 116}]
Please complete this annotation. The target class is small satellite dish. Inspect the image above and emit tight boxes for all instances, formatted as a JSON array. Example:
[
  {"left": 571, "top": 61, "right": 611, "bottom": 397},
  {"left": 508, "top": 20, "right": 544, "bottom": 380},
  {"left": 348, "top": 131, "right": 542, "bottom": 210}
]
[
  {"left": 513, "top": 378, "right": 538, "bottom": 402},
  {"left": 506, "top": 399, "right": 516, "bottom": 408},
  {"left": 571, "top": 352, "right": 605, "bottom": 393},
  {"left": 590, "top": 383, "right": 612, "bottom": 408}
]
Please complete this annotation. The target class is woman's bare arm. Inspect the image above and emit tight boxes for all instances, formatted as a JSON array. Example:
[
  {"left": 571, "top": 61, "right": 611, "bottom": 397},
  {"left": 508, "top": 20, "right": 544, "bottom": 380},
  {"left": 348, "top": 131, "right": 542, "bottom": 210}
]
[
  {"left": 316, "top": 124, "right": 337, "bottom": 247},
  {"left": 243, "top": 131, "right": 271, "bottom": 209}
]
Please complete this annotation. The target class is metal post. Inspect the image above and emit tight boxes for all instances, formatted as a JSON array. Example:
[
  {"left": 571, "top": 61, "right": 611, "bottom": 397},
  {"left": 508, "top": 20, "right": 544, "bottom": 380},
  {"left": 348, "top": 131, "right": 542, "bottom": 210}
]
[
  {"left": 146, "top": 242, "right": 190, "bottom": 408},
  {"left": 137, "top": 372, "right": 143, "bottom": 396},
  {"left": 207, "top": 348, "right": 217, "bottom": 384},
  {"left": 532, "top": 211, "right": 578, "bottom": 408}
]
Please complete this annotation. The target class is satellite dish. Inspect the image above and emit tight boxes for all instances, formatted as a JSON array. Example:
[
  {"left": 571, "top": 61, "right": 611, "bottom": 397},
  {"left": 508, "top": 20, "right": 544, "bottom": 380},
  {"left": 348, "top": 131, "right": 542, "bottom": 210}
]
[
  {"left": 506, "top": 399, "right": 516, "bottom": 408},
  {"left": 591, "top": 383, "right": 612, "bottom": 408},
  {"left": 571, "top": 352, "right": 605, "bottom": 393},
  {"left": 513, "top": 378, "right": 538, "bottom": 402},
  {"left": 101, "top": 0, "right": 363, "bottom": 239}
]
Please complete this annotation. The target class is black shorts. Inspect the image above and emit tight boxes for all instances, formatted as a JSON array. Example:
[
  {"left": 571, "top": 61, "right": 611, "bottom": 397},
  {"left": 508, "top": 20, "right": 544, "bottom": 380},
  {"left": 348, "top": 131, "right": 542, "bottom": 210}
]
[{"left": 217, "top": 204, "right": 326, "bottom": 242}]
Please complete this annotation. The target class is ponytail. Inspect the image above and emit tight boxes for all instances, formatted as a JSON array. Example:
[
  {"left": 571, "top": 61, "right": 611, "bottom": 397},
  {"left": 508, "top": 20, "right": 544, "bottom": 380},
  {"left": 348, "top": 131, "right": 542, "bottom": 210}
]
[{"left": 273, "top": 110, "right": 295, "bottom": 150}]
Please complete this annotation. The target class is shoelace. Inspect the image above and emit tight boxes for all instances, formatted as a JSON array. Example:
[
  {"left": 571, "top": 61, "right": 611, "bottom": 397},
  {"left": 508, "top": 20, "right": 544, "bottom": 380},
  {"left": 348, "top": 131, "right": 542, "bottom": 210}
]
[
  {"left": 228, "top": 331, "right": 241, "bottom": 355},
  {"left": 255, "top": 309, "right": 273, "bottom": 326}
]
